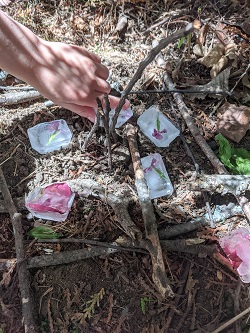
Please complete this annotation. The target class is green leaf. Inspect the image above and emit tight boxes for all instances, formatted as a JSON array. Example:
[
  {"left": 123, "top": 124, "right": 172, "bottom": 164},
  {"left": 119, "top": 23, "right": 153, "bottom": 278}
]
[
  {"left": 215, "top": 133, "right": 250, "bottom": 174},
  {"left": 47, "top": 131, "right": 58, "bottom": 145},
  {"left": 156, "top": 114, "right": 161, "bottom": 132},
  {"left": 28, "top": 226, "right": 62, "bottom": 239},
  {"left": 153, "top": 166, "right": 169, "bottom": 181},
  {"left": 0, "top": 328, "right": 3, "bottom": 333},
  {"left": 177, "top": 36, "right": 186, "bottom": 49},
  {"left": 140, "top": 297, "right": 155, "bottom": 315}
]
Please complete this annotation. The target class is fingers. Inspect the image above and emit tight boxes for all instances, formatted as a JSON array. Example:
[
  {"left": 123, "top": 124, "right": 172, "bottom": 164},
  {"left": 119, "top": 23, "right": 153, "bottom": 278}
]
[{"left": 63, "top": 103, "right": 96, "bottom": 122}]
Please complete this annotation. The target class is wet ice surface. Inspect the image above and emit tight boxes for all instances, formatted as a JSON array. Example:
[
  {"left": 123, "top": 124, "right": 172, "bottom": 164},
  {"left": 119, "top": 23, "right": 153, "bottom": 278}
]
[
  {"left": 141, "top": 153, "right": 174, "bottom": 199},
  {"left": 137, "top": 105, "right": 180, "bottom": 147},
  {"left": 27, "top": 119, "right": 72, "bottom": 154}
]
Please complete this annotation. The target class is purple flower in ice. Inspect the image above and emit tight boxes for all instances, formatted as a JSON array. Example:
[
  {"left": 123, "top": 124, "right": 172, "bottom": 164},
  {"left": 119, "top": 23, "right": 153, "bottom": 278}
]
[
  {"left": 46, "top": 121, "right": 61, "bottom": 145},
  {"left": 152, "top": 113, "right": 167, "bottom": 140},
  {"left": 152, "top": 128, "right": 167, "bottom": 140},
  {"left": 143, "top": 158, "right": 158, "bottom": 173},
  {"left": 143, "top": 156, "right": 169, "bottom": 181},
  {"left": 47, "top": 121, "right": 60, "bottom": 132}
]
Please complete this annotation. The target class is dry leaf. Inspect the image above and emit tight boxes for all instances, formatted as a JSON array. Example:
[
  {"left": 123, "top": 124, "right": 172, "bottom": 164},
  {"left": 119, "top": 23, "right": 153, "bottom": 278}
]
[
  {"left": 217, "top": 102, "right": 250, "bottom": 142},
  {"left": 197, "top": 43, "right": 238, "bottom": 78}
]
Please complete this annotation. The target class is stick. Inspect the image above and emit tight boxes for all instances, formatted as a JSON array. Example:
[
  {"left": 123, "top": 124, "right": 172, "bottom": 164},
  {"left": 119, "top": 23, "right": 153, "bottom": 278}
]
[
  {"left": 0, "top": 90, "right": 42, "bottom": 105},
  {"left": 28, "top": 246, "right": 119, "bottom": 269},
  {"left": 188, "top": 174, "right": 250, "bottom": 195},
  {"left": 81, "top": 110, "right": 100, "bottom": 151},
  {"left": 110, "top": 20, "right": 200, "bottom": 138},
  {"left": 126, "top": 123, "right": 174, "bottom": 298},
  {"left": 210, "top": 306, "right": 250, "bottom": 333},
  {"left": 0, "top": 167, "right": 37, "bottom": 332}
]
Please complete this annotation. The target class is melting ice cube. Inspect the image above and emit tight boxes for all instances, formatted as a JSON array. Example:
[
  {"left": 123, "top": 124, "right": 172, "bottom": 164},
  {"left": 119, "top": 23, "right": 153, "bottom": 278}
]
[
  {"left": 25, "top": 182, "right": 75, "bottom": 222},
  {"left": 27, "top": 119, "right": 72, "bottom": 154},
  {"left": 141, "top": 153, "right": 174, "bottom": 199},
  {"left": 137, "top": 105, "right": 180, "bottom": 147}
]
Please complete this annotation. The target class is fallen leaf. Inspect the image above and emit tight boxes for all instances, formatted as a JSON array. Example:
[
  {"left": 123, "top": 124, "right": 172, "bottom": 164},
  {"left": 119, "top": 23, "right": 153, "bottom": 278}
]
[
  {"left": 197, "top": 43, "right": 238, "bottom": 78},
  {"left": 217, "top": 102, "right": 250, "bottom": 142}
]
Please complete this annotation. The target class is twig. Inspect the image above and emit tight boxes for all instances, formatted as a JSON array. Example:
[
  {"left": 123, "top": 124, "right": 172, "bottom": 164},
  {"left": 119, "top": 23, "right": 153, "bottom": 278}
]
[
  {"left": 163, "top": 262, "right": 191, "bottom": 331},
  {"left": 210, "top": 306, "right": 250, "bottom": 333},
  {"left": 0, "top": 90, "right": 42, "bottom": 105},
  {"left": 28, "top": 246, "right": 119, "bottom": 269},
  {"left": 0, "top": 85, "right": 35, "bottom": 91},
  {"left": 80, "top": 110, "right": 100, "bottom": 151},
  {"left": 103, "top": 94, "right": 113, "bottom": 169},
  {"left": 30, "top": 238, "right": 148, "bottom": 255},
  {"left": 110, "top": 20, "right": 200, "bottom": 139},
  {"left": 128, "top": 89, "right": 230, "bottom": 95},
  {"left": 126, "top": 123, "right": 174, "bottom": 299},
  {"left": 0, "top": 167, "right": 37, "bottom": 332},
  {"left": 160, "top": 240, "right": 218, "bottom": 256},
  {"left": 158, "top": 218, "right": 208, "bottom": 239},
  {"left": 188, "top": 174, "right": 250, "bottom": 195}
]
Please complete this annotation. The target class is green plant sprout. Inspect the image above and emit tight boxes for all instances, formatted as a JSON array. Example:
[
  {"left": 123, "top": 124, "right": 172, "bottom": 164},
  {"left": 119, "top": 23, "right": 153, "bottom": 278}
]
[
  {"left": 140, "top": 297, "right": 156, "bottom": 315},
  {"left": 83, "top": 288, "right": 105, "bottom": 319}
]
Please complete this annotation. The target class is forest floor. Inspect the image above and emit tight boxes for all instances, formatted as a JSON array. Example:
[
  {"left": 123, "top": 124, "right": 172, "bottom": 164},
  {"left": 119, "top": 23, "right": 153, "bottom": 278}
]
[{"left": 0, "top": 0, "right": 250, "bottom": 332}]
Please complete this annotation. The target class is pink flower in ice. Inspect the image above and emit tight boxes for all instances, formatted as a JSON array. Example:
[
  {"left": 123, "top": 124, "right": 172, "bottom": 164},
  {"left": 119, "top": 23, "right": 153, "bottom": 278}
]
[
  {"left": 219, "top": 227, "right": 250, "bottom": 282},
  {"left": 26, "top": 183, "right": 74, "bottom": 214},
  {"left": 143, "top": 158, "right": 158, "bottom": 173},
  {"left": 152, "top": 128, "right": 167, "bottom": 140},
  {"left": 46, "top": 121, "right": 60, "bottom": 132}
]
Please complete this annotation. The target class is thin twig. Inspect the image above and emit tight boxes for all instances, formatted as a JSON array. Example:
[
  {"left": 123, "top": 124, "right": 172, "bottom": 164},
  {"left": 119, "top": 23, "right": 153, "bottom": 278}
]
[
  {"left": 210, "top": 307, "right": 250, "bottom": 333},
  {"left": 80, "top": 110, "right": 100, "bottom": 151},
  {"left": 0, "top": 167, "right": 37, "bottom": 332},
  {"left": 126, "top": 123, "right": 174, "bottom": 299},
  {"left": 103, "top": 94, "right": 113, "bottom": 169}
]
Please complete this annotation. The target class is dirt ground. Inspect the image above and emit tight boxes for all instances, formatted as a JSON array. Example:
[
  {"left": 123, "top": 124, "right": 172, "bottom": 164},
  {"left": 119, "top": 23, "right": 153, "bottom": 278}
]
[{"left": 1, "top": 0, "right": 250, "bottom": 332}]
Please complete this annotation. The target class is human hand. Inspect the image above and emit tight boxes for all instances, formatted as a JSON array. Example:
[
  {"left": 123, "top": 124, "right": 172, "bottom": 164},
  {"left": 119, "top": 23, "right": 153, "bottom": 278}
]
[{"left": 30, "top": 40, "right": 130, "bottom": 121}]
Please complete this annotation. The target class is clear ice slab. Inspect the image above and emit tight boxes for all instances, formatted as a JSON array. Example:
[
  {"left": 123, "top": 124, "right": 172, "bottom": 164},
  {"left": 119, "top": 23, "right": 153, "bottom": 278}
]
[
  {"left": 141, "top": 153, "right": 174, "bottom": 199},
  {"left": 27, "top": 119, "right": 72, "bottom": 154},
  {"left": 137, "top": 105, "right": 180, "bottom": 147}
]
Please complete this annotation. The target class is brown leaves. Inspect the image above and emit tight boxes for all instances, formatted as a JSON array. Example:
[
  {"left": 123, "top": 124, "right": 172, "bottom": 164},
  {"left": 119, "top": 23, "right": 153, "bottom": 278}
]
[
  {"left": 217, "top": 102, "right": 250, "bottom": 142},
  {"left": 196, "top": 43, "right": 238, "bottom": 78}
]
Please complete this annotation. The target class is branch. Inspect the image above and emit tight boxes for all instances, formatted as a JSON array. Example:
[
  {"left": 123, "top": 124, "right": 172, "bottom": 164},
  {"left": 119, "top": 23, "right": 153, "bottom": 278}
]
[
  {"left": 126, "top": 123, "right": 174, "bottom": 299},
  {"left": 0, "top": 167, "right": 37, "bottom": 332},
  {"left": 188, "top": 174, "right": 250, "bottom": 195},
  {"left": 109, "top": 20, "right": 200, "bottom": 138},
  {"left": 0, "top": 89, "right": 42, "bottom": 105}
]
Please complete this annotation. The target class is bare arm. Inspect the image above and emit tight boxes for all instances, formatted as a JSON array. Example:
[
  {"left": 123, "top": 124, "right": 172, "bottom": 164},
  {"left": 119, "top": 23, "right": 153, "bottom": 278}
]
[{"left": 0, "top": 10, "right": 129, "bottom": 121}]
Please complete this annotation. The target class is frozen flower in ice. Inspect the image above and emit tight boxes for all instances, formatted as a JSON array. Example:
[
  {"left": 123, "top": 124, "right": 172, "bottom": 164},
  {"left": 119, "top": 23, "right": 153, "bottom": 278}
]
[
  {"left": 143, "top": 158, "right": 158, "bottom": 173},
  {"left": 152, "top": 128, "right": 167, "bottom": 140},
  {"left": 219, "top": 227, "right": 250, "bottom": 283},
  {"left": 143, "top": 157, "right": 169, "bottom": 181},
  {"left": 46, "top": 121, "right": 61, "bottom": 145},
  {"left": 26, "top": 183, "right": 74, "bottom": 215},
  {"left": 152, "top": 114, "right": 167, "bottom": 140}
]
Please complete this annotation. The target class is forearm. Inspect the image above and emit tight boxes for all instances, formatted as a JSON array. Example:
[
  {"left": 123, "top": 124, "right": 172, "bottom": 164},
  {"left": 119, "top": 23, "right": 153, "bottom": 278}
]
[{"left": 0, "top": 10, "right": 41, "bottom": 83}]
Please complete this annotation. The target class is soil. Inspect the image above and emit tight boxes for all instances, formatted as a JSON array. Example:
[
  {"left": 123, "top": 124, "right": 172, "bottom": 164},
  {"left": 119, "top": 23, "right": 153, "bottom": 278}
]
[{"left": 1, "top": 1, "right": 250, "bottom": 333}]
